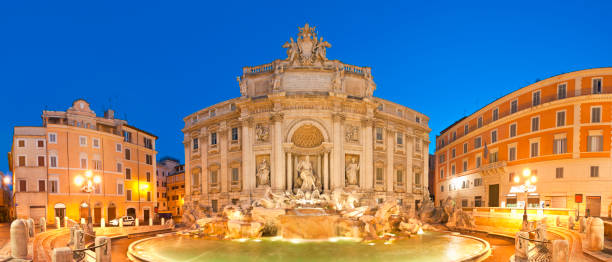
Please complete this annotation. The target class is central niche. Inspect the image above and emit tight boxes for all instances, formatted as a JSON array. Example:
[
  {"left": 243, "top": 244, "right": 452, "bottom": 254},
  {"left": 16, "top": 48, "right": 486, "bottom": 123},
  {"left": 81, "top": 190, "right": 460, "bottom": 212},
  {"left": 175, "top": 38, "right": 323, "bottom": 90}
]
[{"left": 291, "top": 124, "right": 324, "bottom": 148}]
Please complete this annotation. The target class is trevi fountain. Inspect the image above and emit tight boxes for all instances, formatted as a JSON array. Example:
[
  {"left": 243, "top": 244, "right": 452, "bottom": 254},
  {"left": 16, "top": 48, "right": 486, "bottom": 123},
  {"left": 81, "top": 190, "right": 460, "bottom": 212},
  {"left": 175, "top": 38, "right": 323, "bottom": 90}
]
[{"left": 128, "top": 24, "right": 489, "bottom": 262}]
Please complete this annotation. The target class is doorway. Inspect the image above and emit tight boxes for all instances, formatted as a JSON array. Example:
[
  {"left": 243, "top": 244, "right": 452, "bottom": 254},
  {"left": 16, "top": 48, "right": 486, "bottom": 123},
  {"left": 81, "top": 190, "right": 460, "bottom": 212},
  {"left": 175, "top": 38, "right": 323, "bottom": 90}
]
[
  {"left": 107, "top": 203, "right": 116, "bottom": 221},
  {"left": 127, "top": 208, "right": 136, "bottom": 219},
  {"left": 94, "top": 207, "right": 101, "bottom": 224},
  {"left": 586, "top": 196, "right": 601, "bottom": 217},
  {"left": 54, "top": 203, "right": 66, "bottom": 226},
  {"left": 80, "top": 203, "right": 89, "bottom": 221},
  {"left": 488, "top": 184, "right": 499, "bottom": 207},
  {"left": 144, "top": 209, "right": 150, "bottom": 225}
]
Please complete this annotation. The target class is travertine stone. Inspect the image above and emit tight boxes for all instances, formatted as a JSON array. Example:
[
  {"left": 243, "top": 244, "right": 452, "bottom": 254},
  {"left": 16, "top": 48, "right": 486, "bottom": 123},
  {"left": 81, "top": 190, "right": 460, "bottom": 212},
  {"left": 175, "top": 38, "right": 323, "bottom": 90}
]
[
  {"left": 514, "top": 231, "right": 529, "bottom": 261},
  {"left": 588, "top": 218, "right": 604, "bottom": 251},
  {"left": 40, "top": 217, "right": 46, "bottom": 232},
  {"left": 52, "top": 247, "right": 72, "bottom": 262},
  {"left": 552, "top": 239, "right": 569, "bottom": 262},
  {"left": 10, "top": 219, "right": 28, "bottom": 259},
  {"left": 95, "top": 236, "right": 112, "bottom": 262},
  {"left": 579, "top": 217, "right": 586, "bottom": 233}
]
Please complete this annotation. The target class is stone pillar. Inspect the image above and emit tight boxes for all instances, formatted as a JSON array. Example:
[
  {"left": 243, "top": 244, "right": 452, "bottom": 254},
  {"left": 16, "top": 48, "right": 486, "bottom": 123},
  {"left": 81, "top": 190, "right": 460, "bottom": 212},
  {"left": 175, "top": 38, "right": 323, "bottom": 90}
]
[
  {"left": 135, "top": 219, "right": 139, "bottom": 227},
  {"left": 56, "top": 217, "right": 61, "bottom": 229},
  {"left": 362, "top": 119, "right": 374, "bottom": 189},
  {"left": 514, "top": 231, "right": 529, "bottom": 261},
  {"left": 95, "top": 236, "right": 112, "bottom": 262},
  {"left": 323, "top": 152, "right": 329, "bottom": 191},
  {"left": 40, "top": 217, "right": 46, "bottom": 232},
  {"left": 161, "top": 218, "right": 165, "bottom": 226},
  {"left": 552, "top": 239, "right": 569, "bottom": 262},
  {"left": 101, "top": 218, "right": 105, "bottom": 228},
  {"left": 64, "top": 216, "right": 68, "bottom": 228},
  {"left": 10, "top": 219, "right": 28, "bottom": 259},
  {"left": 149, "top": 217, "right": 153, "bottom": 226},
  {"left": 75, "top": 229, "right": 85, "bottom": 249},
  {"left": 286, "top": 152, "right": 292, "bottom": 190},
  {"left": 271, "top": 114, "right": 284, "bottom": 191},
  {"left": 588, "top": 218, "right": 604, "bottom": 251},
  {"left": 26, "top": 218, "right": 34, "bottom": 238},
  {"left": 386, "top": 129, "right": 394, "bottom": 192},
  {"left": 316, "top": 154, "right": 321, "bottom": 189},
  {"left": 219, "top": 125, "right": 229, "bottom": 196},
  {"left": 241, "top": 120, "right": 252, "bottom": 192},
  {"left": 332, "top": 113, "right": 345, "bottom": 189},
  {"left": 52, "top": 247, "right": 72, "bottom": 262},
  {"left": 200, "top": 131, "right": 209, "bottom": 201},
  {"left": 406, "top": 134, "right": 414, "bottom": 194},
  {"left": 119, "top": 218, "right": 123, "bottom": 228}
]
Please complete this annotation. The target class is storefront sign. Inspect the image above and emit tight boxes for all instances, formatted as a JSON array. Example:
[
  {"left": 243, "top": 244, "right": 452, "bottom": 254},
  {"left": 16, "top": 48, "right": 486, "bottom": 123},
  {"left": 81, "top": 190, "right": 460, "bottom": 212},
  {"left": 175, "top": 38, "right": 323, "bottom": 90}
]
[
  {"left": 575, "top": 194, "right": 583, "bottom": 203},
  {"left": 509, "top": 185, "right": 536, "bottom": 193}
]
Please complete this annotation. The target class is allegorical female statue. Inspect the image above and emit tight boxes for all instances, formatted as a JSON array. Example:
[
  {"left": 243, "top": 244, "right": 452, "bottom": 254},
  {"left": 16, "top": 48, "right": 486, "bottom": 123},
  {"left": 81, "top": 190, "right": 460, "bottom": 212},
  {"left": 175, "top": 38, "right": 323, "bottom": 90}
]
[
  {"left": 257, "top": 159, "right": 270, "bottom": 186},
  {"left": 297, "top": 156, "right": 316, "bottom": 192},
  {"left": 345, "top": 157, "right": 359, "bottom": 185}
]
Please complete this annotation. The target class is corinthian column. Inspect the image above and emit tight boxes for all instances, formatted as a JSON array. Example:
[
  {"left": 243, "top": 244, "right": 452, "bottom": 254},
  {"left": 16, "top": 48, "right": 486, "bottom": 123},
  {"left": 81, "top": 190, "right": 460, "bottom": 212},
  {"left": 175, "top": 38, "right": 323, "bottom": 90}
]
[
  {"left": 241, "top": 117, "right": 253, "bottom": 192},
  {"left": 332, "top": 113, "right": 345, "bottom": 190},
  {"left": 323, "top": 152, "right": 329, "bottom": 191},
  {"left": 286, "top": 152, "right": 292, "bottom": 190},
  {"left": 271, "top": 113, "right": 285, "bottom": 192},
  {"left": 362, "top": 118, "right": 374, "bottom": 190}
]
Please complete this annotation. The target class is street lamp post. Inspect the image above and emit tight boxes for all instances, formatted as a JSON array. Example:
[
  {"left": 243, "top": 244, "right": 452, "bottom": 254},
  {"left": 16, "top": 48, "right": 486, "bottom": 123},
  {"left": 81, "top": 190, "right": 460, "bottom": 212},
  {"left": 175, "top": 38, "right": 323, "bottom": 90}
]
[
  {"left": 74, "top": 170, "right": 101, "bottom": 225},
  {"left": 513, "top": 168, "right": 537, "bottom": 229}
]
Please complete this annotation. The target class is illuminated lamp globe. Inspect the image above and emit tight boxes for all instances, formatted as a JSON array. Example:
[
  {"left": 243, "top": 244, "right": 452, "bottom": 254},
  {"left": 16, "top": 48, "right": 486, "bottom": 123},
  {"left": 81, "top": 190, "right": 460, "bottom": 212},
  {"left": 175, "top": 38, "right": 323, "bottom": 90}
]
[
  {"left": 530, "top": 176, "right": 537, "bottom": 183},
  {"left": 74, "top": 176, "right": 84, "bottom": 186},
  {"left": 93, "top": 176, "right": 102, "bottom": 184},
  {"left": 85, "top": 170, "right": 93, "bottom": 178},
  {"left": 522, "top": 168, "right": 531, "bottom": 177},
  {"left": 513, "top": 176, "right": 520, "bottom": 183}
]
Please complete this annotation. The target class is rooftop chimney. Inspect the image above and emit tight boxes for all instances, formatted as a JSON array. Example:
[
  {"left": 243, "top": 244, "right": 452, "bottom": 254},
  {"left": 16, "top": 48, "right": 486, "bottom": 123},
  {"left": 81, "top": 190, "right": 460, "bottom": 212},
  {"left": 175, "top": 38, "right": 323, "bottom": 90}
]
[{"left": 104, "top": 109, "right": 115, "bottom": 119}]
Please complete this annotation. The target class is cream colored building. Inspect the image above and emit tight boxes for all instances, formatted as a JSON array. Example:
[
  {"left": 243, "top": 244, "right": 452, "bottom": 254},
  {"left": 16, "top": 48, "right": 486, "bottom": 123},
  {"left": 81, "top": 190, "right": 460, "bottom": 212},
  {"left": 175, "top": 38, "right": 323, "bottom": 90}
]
[
  {"left": 9, "top": 99, "right": 158, "bottom": 224},
  {"left": 182, "top": 24, "right": 431, "bottom": 212}
]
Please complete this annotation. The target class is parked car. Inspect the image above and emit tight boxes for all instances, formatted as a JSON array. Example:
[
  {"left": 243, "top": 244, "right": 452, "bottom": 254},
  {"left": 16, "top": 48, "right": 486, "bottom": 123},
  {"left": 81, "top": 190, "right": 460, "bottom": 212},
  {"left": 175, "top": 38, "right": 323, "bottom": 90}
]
[{"left": 109, "top": 216, "right": 135, "bottom": 226}]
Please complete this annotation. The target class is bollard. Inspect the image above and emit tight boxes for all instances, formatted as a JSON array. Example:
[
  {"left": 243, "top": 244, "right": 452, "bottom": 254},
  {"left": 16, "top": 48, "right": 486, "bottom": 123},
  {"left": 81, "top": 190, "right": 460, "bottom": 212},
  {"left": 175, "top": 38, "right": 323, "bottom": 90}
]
[
  {"left": 119, "top": 218, "right": 123, "bottom": 228},
  {"left": 135, "top": 219, "right": 139, "bottom": 227},
  {"left": 588, "top": 218, "right": 604, "bottom": 251},
  {"left": 10, "top": 219, "right": 28, "bottom": 259},
  {"left": 64, "top": 216, "right": 68, "bottom": 228},
  {"left": 56, "top": 216, "right": 61, "bottom": 229},
  {"left": 101, "top": 218, "right": 105, "bottom": 228},
  {"left": 26, "top": 218, "right": 35, "bottom": 237},
  {"left": 161, "top": 218, "right": 165, "bottom": 226},
  {"left": 579, "top": 217, "right": 587, "bottom": 233},
  {"left": 68, "top": 226, "right": 76, "bottom": 248},
  {"left": 149, "top": 217, "right": 153, "bottom": 226},
  {"left": 95, "top": 236, "right": 112, "bottom": 262},
  {"left": 514, "top": 231, "right": 529, "bottom": 261},
  {"left": 52, "top": 247, "right": 72, "bottom": 262},
  {"left": 81, "top": 217, "right": 86, "bottom": 225},
  {"left": 552, "top": 239, "right": 569, "bottom": 262},
  {"left": 40, "top": 217, "right": 47, "bottom": 232},
  {"left": 75, "top": 229, "right": 85, "bottom": 249}
]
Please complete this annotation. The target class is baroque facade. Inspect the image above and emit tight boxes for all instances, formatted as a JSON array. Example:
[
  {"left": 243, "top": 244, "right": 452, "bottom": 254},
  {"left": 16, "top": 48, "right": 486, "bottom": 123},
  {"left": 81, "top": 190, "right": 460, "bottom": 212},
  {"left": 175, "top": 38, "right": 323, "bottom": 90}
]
[
  {"left": 435, "top": 68, "right": 612, "bottom": 217},
  {"left": 183, "top": 24, "right": 430, "bottom": 212},
  {"left": 9, "top": 99, "right": 158, "bottom": 224}
]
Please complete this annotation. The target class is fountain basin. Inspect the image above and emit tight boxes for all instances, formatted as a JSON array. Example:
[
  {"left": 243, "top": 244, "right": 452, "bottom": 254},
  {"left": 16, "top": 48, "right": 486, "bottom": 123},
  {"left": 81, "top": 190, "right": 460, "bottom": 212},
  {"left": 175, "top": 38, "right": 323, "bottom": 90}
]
[
  {"left": 128, "top": 232, "right": 490, "bottom": 262},
  {"left": 280, "top": 212, "right": 339, "bottom": 239}
]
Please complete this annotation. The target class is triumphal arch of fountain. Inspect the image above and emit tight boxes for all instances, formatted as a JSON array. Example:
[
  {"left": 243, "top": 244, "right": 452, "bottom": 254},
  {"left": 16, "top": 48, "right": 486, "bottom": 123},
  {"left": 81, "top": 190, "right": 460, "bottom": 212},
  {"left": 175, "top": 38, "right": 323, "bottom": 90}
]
[{"left": 182, "top": 24, "right": 431, "bottom": 212}]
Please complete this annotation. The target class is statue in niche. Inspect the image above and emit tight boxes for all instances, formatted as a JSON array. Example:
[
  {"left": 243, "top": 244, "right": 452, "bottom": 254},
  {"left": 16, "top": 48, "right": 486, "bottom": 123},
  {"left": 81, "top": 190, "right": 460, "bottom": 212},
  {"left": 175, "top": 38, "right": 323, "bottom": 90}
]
[
  {"left": 255, "top": 124, "right": 269, "bottom": 142},
  {"left": 345, "top": 157, "right": 360, "bottom": 186},
  {"left": 256, "top": 159, "right": 270, "bottom": 186},
  {"left": 344, "top": 125, "right": 359, "bottom": 143},
  {"left": 297, "top": 155, "right": 317, "bottom": 192}
]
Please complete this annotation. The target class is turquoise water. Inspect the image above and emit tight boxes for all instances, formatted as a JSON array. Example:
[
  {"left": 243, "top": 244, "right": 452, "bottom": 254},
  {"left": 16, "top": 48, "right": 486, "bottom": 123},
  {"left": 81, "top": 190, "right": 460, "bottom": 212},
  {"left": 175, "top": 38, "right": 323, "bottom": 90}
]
[{"left": 130, "top": 232, "right": 487, "bottom": 262}]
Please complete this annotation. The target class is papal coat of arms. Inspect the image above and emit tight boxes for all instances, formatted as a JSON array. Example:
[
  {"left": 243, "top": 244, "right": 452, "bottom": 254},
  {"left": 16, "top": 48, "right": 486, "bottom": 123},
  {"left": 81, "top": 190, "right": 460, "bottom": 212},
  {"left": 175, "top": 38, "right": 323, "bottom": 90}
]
[{"left": 283, "top": 24, "right": 331, "bottom": 65}]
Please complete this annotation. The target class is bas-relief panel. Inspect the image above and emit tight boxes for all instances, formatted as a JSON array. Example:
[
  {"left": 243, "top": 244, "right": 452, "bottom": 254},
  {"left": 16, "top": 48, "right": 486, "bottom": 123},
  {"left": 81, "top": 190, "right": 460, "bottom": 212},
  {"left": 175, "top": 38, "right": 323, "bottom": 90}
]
[
  {"left": 253, "top": 78, "right": 272, "bottom": 96},
  {"left": 345, "top": 77, "right": 364, "bottom": 97},
  {"left": 344, "top": 124, "right": 360, "bottom": 143},
  {"left": 282, "top": 72, "right": 332, "bottom": 92}
]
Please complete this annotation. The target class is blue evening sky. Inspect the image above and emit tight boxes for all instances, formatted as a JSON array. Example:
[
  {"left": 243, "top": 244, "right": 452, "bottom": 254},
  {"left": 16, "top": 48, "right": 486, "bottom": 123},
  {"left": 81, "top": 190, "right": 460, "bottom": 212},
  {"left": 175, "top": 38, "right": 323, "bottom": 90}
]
[{"left": 1, "top": 1, "right": 611, "bottom": 174}]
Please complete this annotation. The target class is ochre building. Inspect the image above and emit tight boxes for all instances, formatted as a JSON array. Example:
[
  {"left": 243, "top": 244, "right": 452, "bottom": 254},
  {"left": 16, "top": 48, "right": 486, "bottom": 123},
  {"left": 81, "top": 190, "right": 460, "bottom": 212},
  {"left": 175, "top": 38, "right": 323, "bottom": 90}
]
[
  {"left": 9, "top": 99, "right": 158, "bottom": 225},
  {"left": 182, "top": 24, "right": 431, "bottom": 212},
  {"left": 435, "top": 68, "right": 612, "bottom": 217}
]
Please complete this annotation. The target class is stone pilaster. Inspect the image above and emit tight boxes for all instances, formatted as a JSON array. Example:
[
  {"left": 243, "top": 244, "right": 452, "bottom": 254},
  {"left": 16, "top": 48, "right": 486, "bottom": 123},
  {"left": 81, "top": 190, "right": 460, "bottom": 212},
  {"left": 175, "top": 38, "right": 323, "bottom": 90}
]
[
  {"left": 405, "top": 133, "right": 414, "bottom": 194},
  {"left": 286, "top": 152, "right": 292, "bottom": 190},
  {"left": 362, "top": 118, "right": 374, "bottom": 190},
  {"left": 423, "top": 141, "right": 429, "bottom": 193},
  {"left": 219, "top": 124, "right": 228, "bottom": 194},
  {"left": 332, "top": 113, "right": 345, "bottom": 189},
  {"left": 271, "top": 113, "right": 285, "bottom": 191},
  {"left": 323, "top": 152, "right": 329, "bottom": 191},
  {"left": 386, "top": 129, "right": 394, "bottom": 192},
  {"left": 241, "top": 117, "right": 253, "bottom": 193}
]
